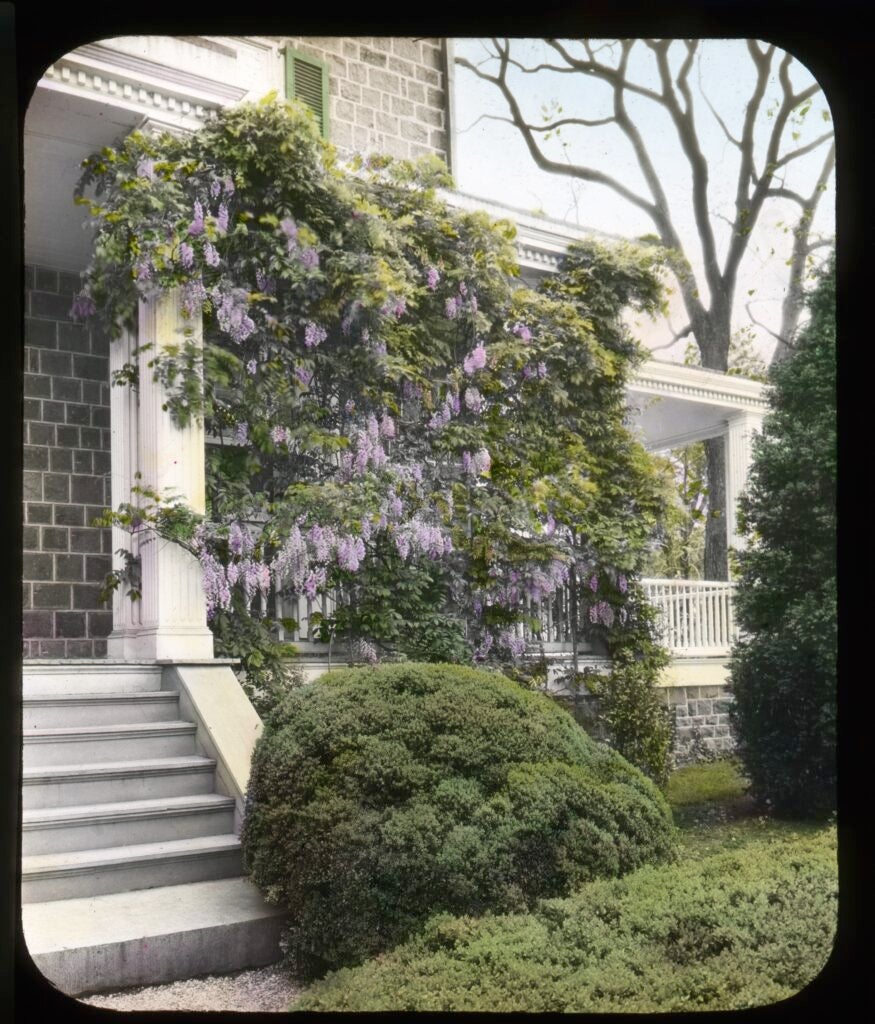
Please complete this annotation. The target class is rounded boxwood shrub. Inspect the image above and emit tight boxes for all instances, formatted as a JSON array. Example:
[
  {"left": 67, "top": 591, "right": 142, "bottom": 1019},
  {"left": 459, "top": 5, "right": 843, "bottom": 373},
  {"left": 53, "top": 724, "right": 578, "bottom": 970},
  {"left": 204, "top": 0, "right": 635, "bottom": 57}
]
[{"left": 241, "top": 662, "right": 676, "bottom": 974}]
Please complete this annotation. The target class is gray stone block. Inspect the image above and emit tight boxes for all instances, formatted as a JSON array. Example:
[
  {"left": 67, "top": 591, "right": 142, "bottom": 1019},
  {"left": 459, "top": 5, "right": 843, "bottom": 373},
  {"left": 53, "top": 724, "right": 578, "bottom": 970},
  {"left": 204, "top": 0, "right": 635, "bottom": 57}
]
[
  {"left": 72, "top": 354, "right": 108, "bottom": 382},
  {"left": 34, "top": 268, "right": 58, "bottom": 292},
  {"left": 66, "top": 404, "right": 91, "bottom": 426},
  {"left": 70, "top": 528, "right": 104, "bottom": 553},
  {"left": 23, "top": 525, "right": 40, "bottom": 549},
  {"left": 85, "top": 555, "right": 113, "bottom": 582},
  {"left": 23, "top": 610, "right": 53, "bottom": 638},
  {"left": 88, "top": 610, "right": 113, "bottom": 637},
  {"left": 55, "top": 554, "right": 84, "bottom": 581},
  {"left": 56, "top": 425, "right": 80, "bottom": 448},
  {"left": 54, "top": 505, "right": 84, "bottom": 526},
  {"left": 24, "top": 317, "right": 57, "bottom": 348},
  {"left": 55, "top": 611, "right": 87, "bottom": 638},
  {"left": 23, "top": 553, "right": 53, "bottom": 580},
  {"left": 33, "top": 583, "right": 71, "bottom": 609},
  {"left": 37, "top": 639, "right": 67, "bottom": 656},
  {"left": 23, "top": 472, "right": 42, "bottom": 501},
  {"left": 80, "top": 427, "right": 103, "bottom": 451},
  {"left": 73, "top": 450, "right": 92, "bottom": 474},
  {"left": 24, "top": 374, "right": 52, "bottom": 398},
  {"left": 24, "top": 446, "right": 49, "bottom": 471},
  {"left": 71, "top": 475, "right": 103, "bottom": 505},
  {"left": 25, "top": 504, "right": 53, "bottom": 524},
  {"left": 57, "top": 323, "right": 91, "bottom": 354},
  {"left": 41, "top": 527, "right": 68, "bottom": 551},
  {"left": 30, "top": 291, "right": 72, "bottom": 320},
  {"left": 29, "top": 422, "right": 55, "bottom": 446},
  {"left": 49, "top": 448, "right": 73, "bottom": 473},
  {"left": 73, "top": 584, "right": 105, "bottom": 610},
  {"left": 43, "top": 474, "right": 70, "bottom": 503}
]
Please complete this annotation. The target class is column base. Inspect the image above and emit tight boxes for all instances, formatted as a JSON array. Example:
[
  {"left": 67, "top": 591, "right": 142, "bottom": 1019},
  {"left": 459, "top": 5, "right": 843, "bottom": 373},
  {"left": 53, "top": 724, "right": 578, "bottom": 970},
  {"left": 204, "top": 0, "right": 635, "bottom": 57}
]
[{"left": 106, "top": 627, "right": 214, "bottom": 662}]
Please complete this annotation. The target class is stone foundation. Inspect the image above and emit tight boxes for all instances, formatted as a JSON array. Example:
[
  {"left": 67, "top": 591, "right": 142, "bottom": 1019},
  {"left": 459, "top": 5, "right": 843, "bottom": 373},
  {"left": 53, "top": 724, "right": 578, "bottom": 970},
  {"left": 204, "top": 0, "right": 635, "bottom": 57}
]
[{"left": 662, "top": 683, "right": 735, "bottom": 764}]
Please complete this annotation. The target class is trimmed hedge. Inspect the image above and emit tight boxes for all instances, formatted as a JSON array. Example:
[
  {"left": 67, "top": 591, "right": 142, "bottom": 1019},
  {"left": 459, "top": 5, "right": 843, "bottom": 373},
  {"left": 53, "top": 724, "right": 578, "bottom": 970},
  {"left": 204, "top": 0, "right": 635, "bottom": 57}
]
[
  {"left": 241, "top": 663, "right": 676, "bottom": 973},
  {"left": 294, "top": 826, "right": 837, "bottom": 1012}
]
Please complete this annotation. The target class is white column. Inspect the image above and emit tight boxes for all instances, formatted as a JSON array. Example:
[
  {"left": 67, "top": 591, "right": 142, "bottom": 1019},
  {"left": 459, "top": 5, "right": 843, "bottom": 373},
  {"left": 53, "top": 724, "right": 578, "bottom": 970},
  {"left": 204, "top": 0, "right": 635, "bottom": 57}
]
[
  {"left": 725, "top": 411, "right": 764, "bottom": 556},
  {"left": 106, "top": 327, "right": 142, "bottom": 656},
  {"left": 118, "top": 291, "right": 214, "bottom": 660}
]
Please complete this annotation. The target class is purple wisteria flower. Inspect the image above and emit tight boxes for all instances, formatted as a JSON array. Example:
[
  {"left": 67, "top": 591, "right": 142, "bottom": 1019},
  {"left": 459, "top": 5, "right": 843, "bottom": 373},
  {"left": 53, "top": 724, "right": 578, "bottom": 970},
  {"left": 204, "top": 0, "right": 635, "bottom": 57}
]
[
  {"left": 210, "top": 179, "right": 221, "bottom": 199},
  {"left": 271, "top": 424, "right": 290, "bottom": 446},
  {"left": 135, "top": 260, "right": 153, "bottom": 282},
  {"left": 537, "top": 361, "right": 548, "bottom": 379},
  {"left": 246, "top": 359, "right": 257, "bottom": 375},
  {"left": 255, "top": 270, "right": 275, "bottom": 294},
  {"left": 445, "top": 296, "right": 459, "bottom": 319},
  {"left": 203, "top": 242, "right": 220, "bottom": 268},
  {"left": 189, "top": 200, "right": 205, "bottom": 236},
  {"left": 336, "top": 535, "right": 366, "bottom": 572},
  {"left": 463, "top": 343, "right": 487, "bottom": 375},
  {"left": 473, "top": 633, "right": 494, "bottom": 662},
  {"left": 379, "top": 414, "right": 396, "bottom": 439},
  {"left": 199, "top": 552, "right": 231, "bottom": 619},
  {"left": 137, "top": 158, "right": 156, "bottom": 182},
  {"left": 589, "top": 574, "right": 599, "bottom": 592},
  {"left": 234, "top": 422, "right": 248, "bottom": 444},
  {"left": 181, "top": 278, "right": 208, "bottom": 318},
  {"left": 512, "top": 322, "right": 533, "bottom": 342},
  {"left": 472, "top": 448, "right": 491, "bottom": 475},
  {"left": 303, "top": 321, "right": 328, "bottom": 348},
  {"left": 499, "top": 629, "right": 527, "bottom": 659},
  {"left": 545, "top": 515, "right": 556, "bottom": 537},
  {"left": 464, "top": 387, "right": 483, "bottom": 413},
  {"left": 522, "top": 364, "right": 535, "bottom": 380},
  {"left": 215, "top": 289, "right": 256, "bottom": 344},
  {"left": 301, "top": 247, "right": 320, "bottom": 269},
  {"left": 426, "top": 266, "right": 440, "bottom": 290},
  {"left": 70, "top": 293, "right": 96, "bottom": 321},
  {"left": 618, "top": 574, "right": 628, "bottom": 594},
  {"left": 223, "top": 176, "right": 235, "bottom": 196},
  {"left": 294, "top": 366, "right": 313, "bottom": 387},
  {"left": 280, "top": 218, "right": 298, "bottom": 250},
  {"left": 216, "top": 203, "right": 229, "bottom": 233}
]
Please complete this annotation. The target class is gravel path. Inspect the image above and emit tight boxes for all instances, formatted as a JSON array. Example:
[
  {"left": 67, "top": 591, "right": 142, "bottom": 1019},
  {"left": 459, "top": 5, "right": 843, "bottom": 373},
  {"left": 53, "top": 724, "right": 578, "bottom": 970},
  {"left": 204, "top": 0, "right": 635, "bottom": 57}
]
[{"left": 81, "top": 964, "right": 304, "bottom": 1013}]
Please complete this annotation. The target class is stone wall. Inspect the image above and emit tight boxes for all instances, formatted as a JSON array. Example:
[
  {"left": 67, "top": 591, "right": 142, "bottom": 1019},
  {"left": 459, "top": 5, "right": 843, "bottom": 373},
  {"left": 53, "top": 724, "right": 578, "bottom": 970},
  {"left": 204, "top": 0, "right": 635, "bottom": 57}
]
[
  {"left": 282, "top": 36, "right": 447, "bottom": 162},
  {"left": 664, "top": 683, "right": 735, "bottom": 763},
  {"left": 22, "top": 266, "right": 113, "bottom": 657}
]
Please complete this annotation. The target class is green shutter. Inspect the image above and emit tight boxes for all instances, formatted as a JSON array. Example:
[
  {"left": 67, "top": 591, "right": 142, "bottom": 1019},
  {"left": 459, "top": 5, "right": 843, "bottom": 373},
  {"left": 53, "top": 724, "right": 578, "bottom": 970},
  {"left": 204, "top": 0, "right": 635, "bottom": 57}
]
[{"left": 284, "top": 48, "right": 329, "bottom": 139}]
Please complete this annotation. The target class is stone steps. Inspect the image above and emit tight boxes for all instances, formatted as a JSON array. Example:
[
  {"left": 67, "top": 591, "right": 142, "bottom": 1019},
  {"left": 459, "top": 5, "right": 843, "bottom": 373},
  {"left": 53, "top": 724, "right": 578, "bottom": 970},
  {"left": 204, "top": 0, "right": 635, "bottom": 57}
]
[
  {"left": 22, "top": 834, "right": 244, "bottom": 903},
  {"left": 22, "top": 877, "right": 286, "bottom": 997},
  {"left": 22, "top": 793, "right": 236, "bottom": 855},
  {"left": 22, "top": 755, "right": 219, "bottom": 809},
  {"left": 23, "top": 721, "right": 198, "bottom": 767},
  {"left": 23, "top": 691, "right": 180, "bottom": 728},
  {"left": 20, "top": 659, "right": 284, "bottom": 994}
]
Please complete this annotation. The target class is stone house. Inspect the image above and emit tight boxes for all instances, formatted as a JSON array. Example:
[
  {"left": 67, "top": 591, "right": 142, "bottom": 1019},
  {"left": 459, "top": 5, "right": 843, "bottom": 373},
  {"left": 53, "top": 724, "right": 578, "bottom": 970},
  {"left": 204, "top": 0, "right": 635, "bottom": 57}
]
[{"left": 20, "top": 35, "right": 766, "bottom": 996}]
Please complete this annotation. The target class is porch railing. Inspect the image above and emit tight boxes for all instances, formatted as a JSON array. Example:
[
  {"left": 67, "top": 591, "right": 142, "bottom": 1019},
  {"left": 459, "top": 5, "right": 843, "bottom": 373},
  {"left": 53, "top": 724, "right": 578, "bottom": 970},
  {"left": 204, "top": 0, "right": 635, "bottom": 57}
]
[
  {"left": 641, "top": 577, "right": 737, "bottom": 657},
  {"left": 272, "top": 577, "right": 737, "bottom": 657}
]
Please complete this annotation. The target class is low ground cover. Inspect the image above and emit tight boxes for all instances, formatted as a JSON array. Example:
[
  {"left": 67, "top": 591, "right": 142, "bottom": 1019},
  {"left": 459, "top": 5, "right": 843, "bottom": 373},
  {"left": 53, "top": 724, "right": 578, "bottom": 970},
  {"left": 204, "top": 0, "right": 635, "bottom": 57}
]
[{"left": 292, "top": 759, "right": 837, "bottom": 1012}]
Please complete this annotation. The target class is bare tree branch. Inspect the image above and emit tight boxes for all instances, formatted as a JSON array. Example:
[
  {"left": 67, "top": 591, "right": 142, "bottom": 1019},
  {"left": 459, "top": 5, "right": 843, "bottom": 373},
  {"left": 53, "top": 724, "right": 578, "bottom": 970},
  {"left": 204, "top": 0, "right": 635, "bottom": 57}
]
[{"left": 771, "top": 130, "right": 834, "bottom": 169}]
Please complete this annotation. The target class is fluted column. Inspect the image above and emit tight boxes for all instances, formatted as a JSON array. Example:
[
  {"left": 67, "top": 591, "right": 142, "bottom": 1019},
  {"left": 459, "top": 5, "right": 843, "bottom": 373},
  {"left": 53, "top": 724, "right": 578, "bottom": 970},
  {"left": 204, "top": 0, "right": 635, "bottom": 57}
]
[
  {"left": 113, "top": 291, "right": 214, "bottom": 660},
  {"left": 725, "top": 411, "right": 765, "bottom": 558},
  {"left": 106, "top": 327, "right": 142, "bottom": 656}
]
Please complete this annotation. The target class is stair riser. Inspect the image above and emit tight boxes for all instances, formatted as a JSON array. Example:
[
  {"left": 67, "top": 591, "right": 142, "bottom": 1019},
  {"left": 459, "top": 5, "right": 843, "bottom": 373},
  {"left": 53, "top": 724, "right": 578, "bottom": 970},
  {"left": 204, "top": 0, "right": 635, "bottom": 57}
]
[
  {"left": 24, "top": 731, "right": 196, "bottom": 768},
  {"left": 23, "top": 848, "right": 243, "bottom": 903},
  {"left": 23, "top": 768, "right": 217, "bottom": 810},
  {"left": 23, "top": 698, "right": 180, "bottom": 730},
  {"left": 23, "top": 671, "right": 165, "bottom": 696},
  {"left": 23, "top": 807, "right": 236, "bottom": 856},
  {"left": 28, "top": 912, "right": 284, "bottom": 997}
]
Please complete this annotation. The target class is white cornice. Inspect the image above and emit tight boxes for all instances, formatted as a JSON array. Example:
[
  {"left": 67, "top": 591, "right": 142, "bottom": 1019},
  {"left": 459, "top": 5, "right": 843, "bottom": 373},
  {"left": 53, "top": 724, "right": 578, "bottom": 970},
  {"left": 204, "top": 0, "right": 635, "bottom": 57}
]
[
  {"left": 40, "top": 43, "right": 249, "bottom": 127},
  {"left": 630, "top": 360, "right": 768, "bottom": 410}
]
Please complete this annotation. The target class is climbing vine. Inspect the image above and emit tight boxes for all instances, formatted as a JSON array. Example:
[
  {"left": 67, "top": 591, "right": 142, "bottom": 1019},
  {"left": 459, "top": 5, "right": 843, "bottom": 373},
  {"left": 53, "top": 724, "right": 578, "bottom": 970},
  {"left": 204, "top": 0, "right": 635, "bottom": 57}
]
[{"left": 75, "top": 97, "right": 675, "bottom": 771}]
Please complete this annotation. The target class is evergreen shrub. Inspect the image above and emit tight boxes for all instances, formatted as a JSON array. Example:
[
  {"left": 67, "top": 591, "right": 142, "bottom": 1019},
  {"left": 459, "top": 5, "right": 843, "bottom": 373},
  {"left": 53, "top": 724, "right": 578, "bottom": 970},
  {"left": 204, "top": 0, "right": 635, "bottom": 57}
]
[
  {"left": 241, "top": 662, "right": 676, "bottom": 974},
  {"left": 729, "top": 255, "right": 836, "bottom": 817},
  {"left": 294, "top": 826, "right": 837, "bottom": 1012}
]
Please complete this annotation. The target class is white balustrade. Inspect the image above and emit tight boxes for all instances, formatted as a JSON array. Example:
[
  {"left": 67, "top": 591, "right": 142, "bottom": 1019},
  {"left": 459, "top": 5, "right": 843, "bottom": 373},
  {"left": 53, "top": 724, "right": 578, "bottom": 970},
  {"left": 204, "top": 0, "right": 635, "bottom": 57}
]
[
  {"left": 641, "top": 578, "right": 737, "bottom": 656},
  {"left": 268, "top": 575, "right": 736, "bottom": 658}
]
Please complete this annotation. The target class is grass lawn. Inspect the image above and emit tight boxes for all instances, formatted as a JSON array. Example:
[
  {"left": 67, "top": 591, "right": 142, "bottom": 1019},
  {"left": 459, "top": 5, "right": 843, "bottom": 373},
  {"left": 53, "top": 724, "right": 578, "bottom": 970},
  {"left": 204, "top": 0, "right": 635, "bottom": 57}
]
[{"left": 291, "top": 758, "right": 838, "bottom": 1012}]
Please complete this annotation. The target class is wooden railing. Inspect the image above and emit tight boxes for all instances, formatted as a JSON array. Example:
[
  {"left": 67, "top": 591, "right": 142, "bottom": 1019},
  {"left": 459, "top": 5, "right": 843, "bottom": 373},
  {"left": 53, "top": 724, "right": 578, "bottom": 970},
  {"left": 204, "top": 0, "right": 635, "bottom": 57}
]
[
  {"left": 641, "top": 577, "right": 737, "bottom": 657},
  {"left": 272, "top": 577, "right": 737, "bottom": 657}
]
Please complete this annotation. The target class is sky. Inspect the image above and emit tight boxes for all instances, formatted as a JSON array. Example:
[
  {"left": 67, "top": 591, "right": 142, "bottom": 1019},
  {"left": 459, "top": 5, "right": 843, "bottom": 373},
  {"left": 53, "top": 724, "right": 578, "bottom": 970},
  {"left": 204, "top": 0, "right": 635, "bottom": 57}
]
[{"left": 450, "top": 38, "right": 835, "bottom": 365}]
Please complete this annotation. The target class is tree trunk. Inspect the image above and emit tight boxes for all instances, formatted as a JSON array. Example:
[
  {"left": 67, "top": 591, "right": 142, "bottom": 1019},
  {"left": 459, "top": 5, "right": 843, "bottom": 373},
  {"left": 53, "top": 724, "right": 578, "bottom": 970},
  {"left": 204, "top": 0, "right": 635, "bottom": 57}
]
[
  {"left": 704, "top": 436, "right": 728, "bottom": 580},
  {"left": 696, "top": 312, "right": 731, "bottom": 581}
]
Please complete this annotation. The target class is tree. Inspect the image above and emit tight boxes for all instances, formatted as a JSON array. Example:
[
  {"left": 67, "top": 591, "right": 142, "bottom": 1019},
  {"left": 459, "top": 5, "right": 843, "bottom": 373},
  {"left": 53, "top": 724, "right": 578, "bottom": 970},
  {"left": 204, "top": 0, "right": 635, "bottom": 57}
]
[
  {"left": 76, "top": 100, "right": 675, "bottom": 771},
  {"left": 729, "top": 253, "right": 835, "bottom": 817},
  {"left": 456, "top": 38, "right": 834, "bottom": 578}
]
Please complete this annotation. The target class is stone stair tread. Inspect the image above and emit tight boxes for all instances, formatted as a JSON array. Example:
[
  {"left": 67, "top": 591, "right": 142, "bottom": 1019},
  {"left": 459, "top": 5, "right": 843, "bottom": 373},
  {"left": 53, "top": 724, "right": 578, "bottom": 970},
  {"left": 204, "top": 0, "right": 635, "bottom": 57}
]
[
  {"left": 23, "top": 793, "right": 235, "bottom": 827},
  {"left": 23, "top": 834, "right": 241, "bottom": 876},
  {"left": 22, "top": 876, "right": 283, "bottom": 955},
  {"left": 24, "top": 691, "right": 177, "bottom": 704},
  {"left": 23, "top": 755, "right": 216, "bottom": 781},
  {"left": 24, "top": 721, "right": 196, "bottom": 739}
]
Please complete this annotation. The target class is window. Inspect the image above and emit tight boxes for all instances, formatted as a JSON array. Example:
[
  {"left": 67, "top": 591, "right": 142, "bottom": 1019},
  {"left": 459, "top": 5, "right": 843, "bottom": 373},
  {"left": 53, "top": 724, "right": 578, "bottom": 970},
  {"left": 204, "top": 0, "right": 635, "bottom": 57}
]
[{"left": 284, "top": 48, "right": 329, "bottom": 139}]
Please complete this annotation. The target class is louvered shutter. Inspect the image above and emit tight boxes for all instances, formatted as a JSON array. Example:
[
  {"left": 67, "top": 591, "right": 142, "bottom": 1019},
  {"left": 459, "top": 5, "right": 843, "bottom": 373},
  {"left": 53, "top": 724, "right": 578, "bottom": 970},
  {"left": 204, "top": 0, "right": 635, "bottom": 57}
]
[{"left": 284, "top": 48, "right": 329, "bottom": 139}]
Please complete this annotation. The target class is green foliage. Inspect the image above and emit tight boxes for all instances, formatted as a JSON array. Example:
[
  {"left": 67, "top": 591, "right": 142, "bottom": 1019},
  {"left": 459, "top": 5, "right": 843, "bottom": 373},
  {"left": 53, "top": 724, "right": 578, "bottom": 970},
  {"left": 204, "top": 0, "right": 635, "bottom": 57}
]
[
  {"left": 730, "top": 255, "right": 836, "bottom": 817},
  {"left": 294, "top": 825, "right": 836, "bottom": 1011},
  {"left": 580, "top": 585, "right": 673, "bottom": 785},
  {"left": 210, "top": 595, "right": 304, "bottom": 717},
  {"left": 241, "top": 662, "right": 676, "bottom": 976}
]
